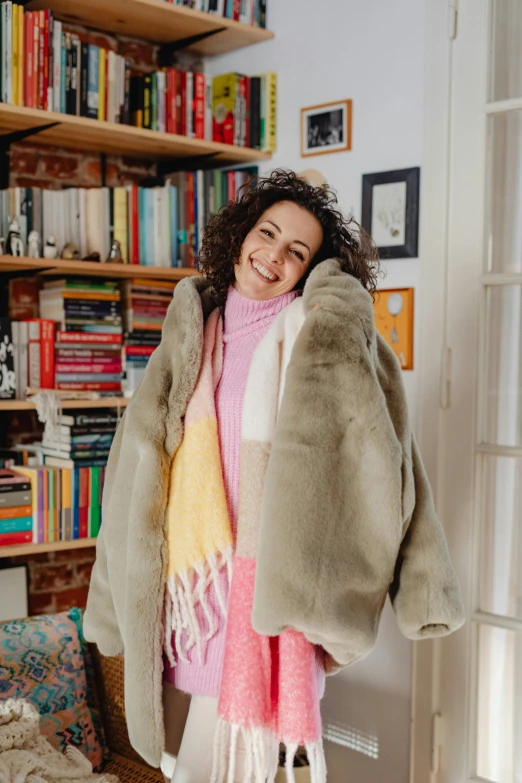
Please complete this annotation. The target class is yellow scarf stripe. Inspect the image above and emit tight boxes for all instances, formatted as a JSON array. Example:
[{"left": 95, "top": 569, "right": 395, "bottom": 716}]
[{"left": 166, "top": 416, "right": 233, "bottom": 576}]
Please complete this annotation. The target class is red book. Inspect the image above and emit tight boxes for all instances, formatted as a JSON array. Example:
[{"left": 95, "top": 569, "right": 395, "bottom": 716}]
[
  {"left": 194, "top": 72, "right": 205, "bottom": 140},
  {"left": 56, "top": 347, "right": 121, "bottom": 359},
  {"left": 38, "top": 10, "right": 45, "bottom": 110},
  {"left": 125, "top": 346, "right": 155, "bottom": 356},
  {"left": 227, "top": 170, "right": 236, "bottom": 203},
  {"left": 43, "top": 10, "right": 50, "bottom": 111},
  {"left": 25, "top": 12, "right": 34, "bottom": 108},
  {"left": 79, "top": 467, "right": 89, "bottom": 539},
  {"left": 32, "top": 10, "right": 39, "bottom": 109},
  {"left": 175, "top": 70, "right": 182, "bottom": 135},
  {"left": 130, "top": 184, "right": 139, "bottom": 264},
  {"left": 0, "top": 530, "right": 32, "bottom": 547},
  {"left": 233, "top": 0, "right": 240, "bottom": 20},
  {"left": 55, "top": 362, "right": 122, "bottom": 373},
  {"left": 166, "top": 68, "right": 177, "bottom": 135},
  {"left": 56, "top": 331, "right": 123, "bottom": 345},
  {"left": 180, "top": 70, "right": 187, "bottom": 136},
  {"left": 26, "top": 319, "right": 55, "bottom": 389},
  {"left": 56, "top": 382, "right": 122, "bottom": 391}
]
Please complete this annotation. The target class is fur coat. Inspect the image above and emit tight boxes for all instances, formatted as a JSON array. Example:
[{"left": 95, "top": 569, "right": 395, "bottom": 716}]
[{"left": 83, "top": 259, "right": 465, "bottom": 767}]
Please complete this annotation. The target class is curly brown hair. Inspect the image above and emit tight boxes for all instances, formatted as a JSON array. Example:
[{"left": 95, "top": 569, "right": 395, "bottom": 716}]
[{"left": 197, "top": 169, "right": 380, "bottom": 308}]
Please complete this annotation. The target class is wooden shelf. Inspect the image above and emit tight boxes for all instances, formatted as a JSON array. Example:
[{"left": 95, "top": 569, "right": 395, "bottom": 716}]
[
  {"left": 0, "top": 397, "right": 129, "bottom": 411},
  {"left": 0, "top": 538, "right": 97, "bottom": 558},
  {"left": 0, "top": 104, "right": 272, "bottom": 164},
  {"left": 0, "top": 254, "right": 200, "bottom": 280},
  {"left": 27, "top": 0, "right": 273, "bottom": 55}
]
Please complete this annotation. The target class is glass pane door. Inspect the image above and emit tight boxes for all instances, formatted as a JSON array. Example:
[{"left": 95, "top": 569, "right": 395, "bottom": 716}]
[{"left": 473, "top": 2, "right": 522, "bottom": 780}]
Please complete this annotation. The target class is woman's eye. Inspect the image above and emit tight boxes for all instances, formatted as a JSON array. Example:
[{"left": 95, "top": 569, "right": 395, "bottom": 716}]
[
  {"left": 261, "top": 229, "right": 273, "bottom": 238},
  {"left": 291, "top": 249, "right": 305, "bottom": 261}
]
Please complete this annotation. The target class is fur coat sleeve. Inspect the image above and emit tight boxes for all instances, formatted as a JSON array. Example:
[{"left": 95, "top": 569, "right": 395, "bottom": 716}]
[{"left": 251, "top": 261, "right": 465, "bottom": 667}]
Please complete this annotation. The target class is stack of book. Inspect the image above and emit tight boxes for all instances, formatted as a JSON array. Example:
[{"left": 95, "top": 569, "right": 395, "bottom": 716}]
[
  {"left": 0, "top": 5, "right": 275, "bottom": 150},
  {"left": 166, "top": 0, "right": 267, "bottom": 27},
  {"left": 122, "top": 279, "right": 175, "bottom": 396},
  {"left": 39, "top": 279, "right": 123, "bottom": 394},
  {"left": 0, "top": 165, "right": 258, "bottom": 267},
  {"left": 39, "top": 408, "right": 118, "bottom": 469},
  {"left": 0, "top": 468, "right": 33, "bottom": 547}
]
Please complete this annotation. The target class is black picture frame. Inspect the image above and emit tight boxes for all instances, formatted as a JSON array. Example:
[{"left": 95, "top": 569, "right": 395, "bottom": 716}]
[{"left": 361, "top": 167, "right": 420, "bottom": 259}]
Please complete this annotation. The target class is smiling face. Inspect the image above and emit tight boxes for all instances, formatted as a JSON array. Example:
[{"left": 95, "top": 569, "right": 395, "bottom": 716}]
[{"left": 233, "top": 201, "right": 324, "bottom": 300}]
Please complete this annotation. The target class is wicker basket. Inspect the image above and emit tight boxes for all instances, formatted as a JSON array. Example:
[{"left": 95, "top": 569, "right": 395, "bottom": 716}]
[{"left": 90, "top": 647, "right": 165, "bottom": 783}]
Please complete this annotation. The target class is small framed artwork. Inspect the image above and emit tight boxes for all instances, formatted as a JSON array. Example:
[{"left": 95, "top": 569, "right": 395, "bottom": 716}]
[
  {"left": 300, "top": 100, "right": 352, "bottom": 157},
  {"left": 361, "top": 167, "right": 420, "bottom": 259},
  {"left": 373, "top": 287, "right": 414, "bottom": 370}
]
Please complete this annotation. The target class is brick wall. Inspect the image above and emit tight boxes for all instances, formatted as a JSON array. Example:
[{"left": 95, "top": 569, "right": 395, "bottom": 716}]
[
  {"left": 8, "top": 23, "right": 200, "bottom": 190},
  {"left": 6, "top": 547, "right": 96, "bottom": 615}
]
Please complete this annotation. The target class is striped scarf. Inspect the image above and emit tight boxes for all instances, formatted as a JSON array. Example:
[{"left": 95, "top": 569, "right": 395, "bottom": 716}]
[{"left": 164, "top": 299, "right": 326, "bottom": 783}]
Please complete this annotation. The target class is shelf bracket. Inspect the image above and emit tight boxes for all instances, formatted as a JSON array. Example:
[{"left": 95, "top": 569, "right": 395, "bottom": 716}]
[
  {"left": 158, "top": 28, "right": 227, "bottom": 67},
  {"left": 141, "top": 152, "right": 220, "bottom": 186},
  {"left": 0, "top": 121, "right": 61, "bottom": 189},
  {"left": 101, "top": 152, "right": 107, "bottom": 188}
]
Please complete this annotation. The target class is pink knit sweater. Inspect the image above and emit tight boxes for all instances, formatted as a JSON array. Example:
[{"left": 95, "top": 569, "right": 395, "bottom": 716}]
[{"left": 164, "top": 285, "right": 299, "bottom": 697}]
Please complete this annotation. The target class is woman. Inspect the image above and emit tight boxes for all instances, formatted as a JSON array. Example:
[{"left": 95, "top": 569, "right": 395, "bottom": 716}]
[{"left": 84, "top": 170, "right": 464, "bottom": 783}]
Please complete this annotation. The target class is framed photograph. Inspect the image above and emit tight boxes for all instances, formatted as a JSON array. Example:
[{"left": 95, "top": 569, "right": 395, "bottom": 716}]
[
  {"left": 373, "top": 287, "right": 414, "bottom": 370},
  {"left": 361, "top": 167, "right": 420, "bottom": 259},
  {"left": 300, "top": 100, "right": 352, "bottom": 157}
]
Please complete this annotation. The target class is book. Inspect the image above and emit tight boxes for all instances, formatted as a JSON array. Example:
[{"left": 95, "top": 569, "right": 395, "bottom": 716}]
[
  {"left": 0, "top": 489, "right": 32, "bottom": 508},
  {"left": 212, "top": 73, "right": 237, "bottom": 145},
  {"left": 0, "top": 318, "right": 16, "bottom": 399},
  {"left": 0, "top": 529, "right": 32, "bottom": 546},
  {"left": 261, "top": 71, "right": 277, "bottom": 152},
  {"left": 56, "top": 331, "right": 122, "bottom": 345},
  {"left": 0, "top": 516, "right": 32, "bottom": 534},
  {"left": 26, "top": 318, "right": 55, "bottom": 389}
]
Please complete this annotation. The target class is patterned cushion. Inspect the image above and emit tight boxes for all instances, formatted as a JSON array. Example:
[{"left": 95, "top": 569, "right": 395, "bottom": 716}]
[{"left": 0, "top": 608, "right": 103, "bottom": 770}]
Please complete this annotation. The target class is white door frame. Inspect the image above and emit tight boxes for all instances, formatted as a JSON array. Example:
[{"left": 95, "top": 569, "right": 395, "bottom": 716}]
[
  {"left": 411, "top": 1, "right": 489, "bottom": 780},
  {"left": 410, "top": 2, "right": 453, "bottom": 777}
]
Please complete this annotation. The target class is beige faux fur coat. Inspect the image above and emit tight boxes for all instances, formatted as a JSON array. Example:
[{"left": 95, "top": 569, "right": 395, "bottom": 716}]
[{"left": 83, "top": 259, "right": 465, "bottom": 767}]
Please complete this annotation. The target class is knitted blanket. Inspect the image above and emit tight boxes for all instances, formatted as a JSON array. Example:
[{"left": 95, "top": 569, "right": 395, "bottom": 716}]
[
  {"left": 164, "top": 299, "right": 325, "bottom": 783},
  {"left": 0, "top": 699, "right": 118, "bottom": 783}
]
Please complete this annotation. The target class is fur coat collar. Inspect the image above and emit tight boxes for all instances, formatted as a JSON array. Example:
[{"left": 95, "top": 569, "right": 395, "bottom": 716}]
[{"left": 84, "top": 259, "right": 464, "bottom": 767}]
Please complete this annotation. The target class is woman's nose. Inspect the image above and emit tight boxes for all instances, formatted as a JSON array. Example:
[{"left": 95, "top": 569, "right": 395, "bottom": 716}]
[{"left": 268, "top": 245, "right": 284, "bottom": 265}]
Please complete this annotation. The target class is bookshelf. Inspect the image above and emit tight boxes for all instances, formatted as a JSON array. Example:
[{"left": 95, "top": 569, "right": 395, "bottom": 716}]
[
  {"left": 0, "top": 537, "right": 97, "bottom": 558},
  {"left": 1, "top": 2, "right": 274, "bottom": 561},
  {"left": 0, "top": 254, "right": 200, "bottom": 280},
  {"left": 0, "top": 105, "right": 272, "bottom": 164},
  {"left": 26, "top": 0, "right": 273, "bottom": 55}
]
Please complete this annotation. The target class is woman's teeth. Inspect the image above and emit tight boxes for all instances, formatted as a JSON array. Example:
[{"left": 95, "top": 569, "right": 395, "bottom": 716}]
[{"left": 252, "top": 259, "right": 278, "bottom": 281}]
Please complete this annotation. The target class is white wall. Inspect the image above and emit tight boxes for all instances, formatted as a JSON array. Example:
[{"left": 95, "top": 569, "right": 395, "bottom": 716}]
[{"left": 208, "top": 2, "right": 425, "bottom": 780}]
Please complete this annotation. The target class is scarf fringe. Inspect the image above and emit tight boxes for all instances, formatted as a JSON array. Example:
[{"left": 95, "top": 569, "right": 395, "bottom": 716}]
[
  {"left": 210, "top": 718, "right": 327, "bottom": 783},
  {"left": 164, "top": 549, "right": 233, "bottom": 666}
]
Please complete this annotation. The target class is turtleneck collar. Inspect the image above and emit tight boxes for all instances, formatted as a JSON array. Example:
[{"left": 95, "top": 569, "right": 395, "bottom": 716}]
[{"left": 223, "top": 285, "right": 300, "bottom": 340}]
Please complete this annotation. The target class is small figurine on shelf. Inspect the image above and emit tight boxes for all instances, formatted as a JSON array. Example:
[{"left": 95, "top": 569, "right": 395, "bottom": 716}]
[
  {"left": 5, "top": 218, "right": 24, "bottom": 256},
  {"left": 27, "top": 230, "right": 40, "bottom": 258},
  {"left": 43, "top": 236, "right": 59, "bottom": 259},
  {"left": 82, "top": 252, "right": 101, "bottom": 262},
  {"left": 104, "top": 239, "right": 123, "bottom": 263},
  {"left": 61, "top": 241, "right": 80, "bottom": 260}
]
